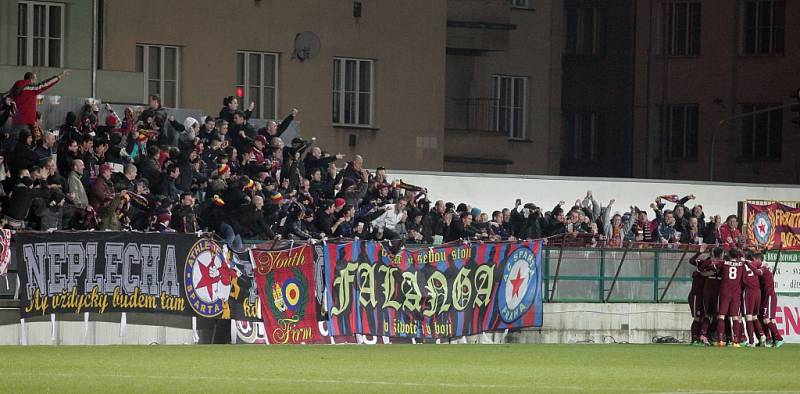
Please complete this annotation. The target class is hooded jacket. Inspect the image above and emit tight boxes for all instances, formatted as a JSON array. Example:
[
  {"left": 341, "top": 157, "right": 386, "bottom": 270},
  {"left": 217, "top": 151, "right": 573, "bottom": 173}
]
[{"left": 10, "top": 75, "right": 61, "bottom": 126}]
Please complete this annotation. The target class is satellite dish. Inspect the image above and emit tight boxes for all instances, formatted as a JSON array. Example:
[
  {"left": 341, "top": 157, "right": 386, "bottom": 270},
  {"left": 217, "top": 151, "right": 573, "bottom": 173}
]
[{"left": 293, "top": 32, "right": 321, "bottom": 62}]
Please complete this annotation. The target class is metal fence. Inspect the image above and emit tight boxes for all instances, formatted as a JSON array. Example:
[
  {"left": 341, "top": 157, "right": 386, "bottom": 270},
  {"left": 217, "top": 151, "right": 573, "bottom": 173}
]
[
  {"left": 544, "top": 247, "right": 694, "bottom": 303},
  {"left": 445, "top": 97, "right": 498, "bottom": 132},
  {"left": 1, "top": 242, "right": 695, "bottom": 304}
]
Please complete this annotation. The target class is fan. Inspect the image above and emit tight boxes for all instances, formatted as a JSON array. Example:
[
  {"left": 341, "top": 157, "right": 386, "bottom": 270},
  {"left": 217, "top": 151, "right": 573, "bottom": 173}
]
[{"left": 293, "top": 32, "right": 321, "bottom": 62}]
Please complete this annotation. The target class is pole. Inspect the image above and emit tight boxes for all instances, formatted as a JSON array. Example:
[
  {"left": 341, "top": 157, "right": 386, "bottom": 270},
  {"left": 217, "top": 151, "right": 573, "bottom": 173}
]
[
  {"left": 91, "top": 0, "right": 98, "bottom": 98},
  {"left": 605, "top": 243, "right": 631, "bottom": 303},
  {"left": 644, "top": 0, "right": 657, "bottom": 178},
  {"left": 773, "top": 243, "right": 783, "bottom": 274},
  {"left": 659, "top": 249, "right": 689, "bottom": 302},
  {"left": 549, "top": 236, "right": 567, "bottom": 301}
]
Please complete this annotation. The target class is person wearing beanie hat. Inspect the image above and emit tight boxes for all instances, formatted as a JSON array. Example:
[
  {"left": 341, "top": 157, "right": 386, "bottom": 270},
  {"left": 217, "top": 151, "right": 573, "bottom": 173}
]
[
  {"left": 218, "top": 163, "right": 231, "bottom": 178},
  {"left": 470, "top": 207, "right": 481, "bottom": 219},
  {"left": 155, "top": 211, "right": 173, "bottom": 232},
  {"left": 269, "top": 192, "right": 284, "bottom": 205},
  {"left": 334, "top": 197, "right": 346, "bottom": 212},
  {"left": 341, "top": 177, "right": 356, "bottom": 191}
]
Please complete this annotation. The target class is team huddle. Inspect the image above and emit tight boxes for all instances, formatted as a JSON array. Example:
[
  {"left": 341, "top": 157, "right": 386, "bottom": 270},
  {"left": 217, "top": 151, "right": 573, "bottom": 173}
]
[{"left": 688, "top": 246, "right": 783, "bottom": 347}]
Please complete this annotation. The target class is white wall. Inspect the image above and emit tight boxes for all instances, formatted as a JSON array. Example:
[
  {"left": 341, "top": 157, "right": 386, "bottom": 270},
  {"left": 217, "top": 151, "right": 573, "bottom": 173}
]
[{"left": 390, "top": 171, "right": 800, "bottom": 218}]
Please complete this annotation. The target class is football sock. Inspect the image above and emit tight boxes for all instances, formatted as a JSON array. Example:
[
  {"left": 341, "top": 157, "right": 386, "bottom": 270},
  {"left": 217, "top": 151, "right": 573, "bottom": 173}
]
[
  {"left": 768, "top": 322, "right": 783, "bottom": 341},
  {"left": 753, "top": 320, "right": 764, "bottom": 337},
  {"left": 733, "top": 320, "right": 744, "bottom": 343},
  {"left": 700, "top": 318, "right": 710, "bottom": 337}
]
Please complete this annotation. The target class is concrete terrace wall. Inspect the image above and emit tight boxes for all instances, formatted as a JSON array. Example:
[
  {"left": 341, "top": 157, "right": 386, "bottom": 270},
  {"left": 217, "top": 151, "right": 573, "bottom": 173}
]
[
  {"left": 390, "top": 170, "right": 800, "bottom": 219},
  {"left": 0, "top": 303, "right": 690, "bottom": 345}
]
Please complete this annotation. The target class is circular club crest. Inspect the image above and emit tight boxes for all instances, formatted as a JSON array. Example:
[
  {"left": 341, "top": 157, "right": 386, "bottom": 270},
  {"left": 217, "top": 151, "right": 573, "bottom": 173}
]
[
  {"left": 184, "top": 239, "right": 231, "bottom": 318},
  {"left": 753, "top": 212, "right": 772, "bottom": 245},
  {"left": 497, "top": 247, "right": 537, "bottom": 324}
]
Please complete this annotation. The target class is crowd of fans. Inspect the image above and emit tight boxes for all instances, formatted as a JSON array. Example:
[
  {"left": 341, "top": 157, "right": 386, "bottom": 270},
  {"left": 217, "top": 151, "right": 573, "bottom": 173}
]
[{"left": 0, "top": 71, "right": 748, "bottom": 251}]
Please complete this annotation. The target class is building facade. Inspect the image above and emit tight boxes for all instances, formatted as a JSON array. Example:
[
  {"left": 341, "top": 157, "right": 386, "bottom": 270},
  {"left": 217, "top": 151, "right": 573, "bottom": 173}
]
[
  {"left": 632, "top": 0, "right": 800, "bottom": 184},
  {"left": 7, "top": 1, "right": 793, "bottom": 184},
  {"left": 560, "top": 0, "right": 635, "bottom": 178},
  {"left": 444, "top": 0, "right": 563, "bottom": 175},
  {"left": 0, "top": 0, "right": 563, "bottom": 176},
  {"left": 99, "top": 0, "right": 447, "bottom": 172}
]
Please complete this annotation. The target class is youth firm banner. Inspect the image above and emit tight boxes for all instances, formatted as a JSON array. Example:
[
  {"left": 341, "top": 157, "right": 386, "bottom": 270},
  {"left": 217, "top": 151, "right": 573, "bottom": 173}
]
[
  {"left": 252, "top": 245, "right": 323, "bottom": 344},
  {"left": 324, "top": 240, "right": 543, "bottom": 339},
  {"left": 16, "top": 232, "right": 234, "bottom": 319}
]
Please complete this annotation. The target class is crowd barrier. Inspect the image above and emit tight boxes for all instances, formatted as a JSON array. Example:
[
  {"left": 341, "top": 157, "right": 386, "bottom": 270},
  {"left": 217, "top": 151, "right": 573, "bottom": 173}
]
[
  {"left": 1, "top": 231, "right": 545, "bottom": 344},
  {"left": 2, "top": 231, "right": 798, "bottom": 345}
]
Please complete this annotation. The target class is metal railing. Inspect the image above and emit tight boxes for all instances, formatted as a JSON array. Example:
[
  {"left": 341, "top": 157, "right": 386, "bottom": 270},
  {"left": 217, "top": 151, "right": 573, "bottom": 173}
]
[
  {"left": 1, "top": 234, "right": 784, "bottom": 304},
  {"left": 544, "top": 246, "right": 695, "bottom": 303},
  {"left": 446, "top": 97, "right": 498, "bottom": 132}
]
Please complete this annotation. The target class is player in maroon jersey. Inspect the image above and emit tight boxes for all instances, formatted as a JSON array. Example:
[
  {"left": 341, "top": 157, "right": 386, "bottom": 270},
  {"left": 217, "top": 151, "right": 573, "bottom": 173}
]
[
  {"left": 758, "top": 256, "right": 784, "bottom": 347},
  {"left": 687, "top": 248, "right": 707, "bottom": 345},
  {"left": 716, "top": 248, "right": 745, "bottom": 347},
  {"left": 698, "top": 247, "right": 724, "bottom": 345},
  {"left": 742, "top": 251, "right": 766, "bottom": 346}
]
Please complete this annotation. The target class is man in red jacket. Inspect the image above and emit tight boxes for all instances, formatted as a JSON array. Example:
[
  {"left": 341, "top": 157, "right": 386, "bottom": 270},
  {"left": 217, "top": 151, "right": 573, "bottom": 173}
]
[
  {"left": 719, "top": 214, "right": 741, "bottom": 248},
  {"left": 5, "top": 71, "right": 67, "bottom": 153},
  {"left": 9, "top": 70, "right": 67, "bottom": 129}
]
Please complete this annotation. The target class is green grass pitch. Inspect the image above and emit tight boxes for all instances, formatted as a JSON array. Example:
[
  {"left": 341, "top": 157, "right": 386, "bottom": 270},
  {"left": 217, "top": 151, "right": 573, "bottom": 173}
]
[{"left": 3, "top": 344, "right": 798, "bottom": 392}]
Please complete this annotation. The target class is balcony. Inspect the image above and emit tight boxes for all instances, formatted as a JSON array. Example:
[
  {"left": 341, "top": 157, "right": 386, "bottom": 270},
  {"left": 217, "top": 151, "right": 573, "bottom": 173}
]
[
  {"left": 444, "top": 97, "right": 512, "bottom": 170},
  {"left": 447, "top": 0, "right": 516, "bottom": 54},
  {"left": 446, "top": 97, "right": 498, "bottom": 132}
]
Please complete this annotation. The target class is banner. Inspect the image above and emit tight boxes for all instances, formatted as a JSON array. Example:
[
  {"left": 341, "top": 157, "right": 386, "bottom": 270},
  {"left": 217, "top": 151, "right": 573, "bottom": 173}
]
[
  {"left": 324, "top": 240, "right": 543, "bottom": 339},
  {"left": 226, "top": 250, "right": 261, "bottom": 322},
  {"left": 775, "top": 296, "right": 800, "bottom": 343},
  {"left": 15, "top": 232, "right": 235, "bottom": 319},
  {"left": 763, "top": 251, "right": 800, "bottom": 294},
  {"left": 0, "top": 229, "right": 10, "bottom": 276},
  {"left": 233, "top": 320, "right": 269, "bottom": 344},
  {"left": 252, "top": 245, "right": 322, "bottom": 344},
  {"left": 747, "top": 203, "right": 800, "bottom": 250}
]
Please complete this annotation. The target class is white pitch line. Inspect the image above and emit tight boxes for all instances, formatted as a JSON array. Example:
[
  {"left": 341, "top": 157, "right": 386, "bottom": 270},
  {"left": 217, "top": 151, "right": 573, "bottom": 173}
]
[
  {"left": 6, "top": 371, "right": 565, "bottom": 390},
  {"left": 653, "top": 391, "right": 800, "bottom": 394}
]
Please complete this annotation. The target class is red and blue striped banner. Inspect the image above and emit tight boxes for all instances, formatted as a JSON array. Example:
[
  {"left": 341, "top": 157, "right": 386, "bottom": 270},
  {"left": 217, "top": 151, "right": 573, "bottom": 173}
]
[{"left": 324, "top": 240, "right": 543, "bottom": 339}]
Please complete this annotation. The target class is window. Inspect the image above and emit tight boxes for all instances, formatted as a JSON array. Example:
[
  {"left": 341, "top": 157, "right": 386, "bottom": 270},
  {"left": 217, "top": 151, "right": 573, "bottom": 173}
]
[
  {"left": 663, "top": 2, "right": 701, "bottom": 56},
  {"left": 235, "top": 51, "right": 278, "bottom": 120},
  {"left": 17, "top": 1, "right": 63, "bottom": 67},
  {"left": 741, "top": 0, "right": 784, "bottom": 55},
  {"left": 491, "top": 75, "right": 527, "bottom": 140},
  {"left": 333, "top": 58, "right": 373, "bottom": 126},
  {"left": 662, "top": 105, "right": 698, "bottom": 159},
  {"left": 511, "top": 0, "right": 531, "bottom": 9},
  {"left": 565, "top": 7, "right": 601, "bottom": 55},
  {"left": 740, "top": 104, "right": 782, "bottom": 159},
  {"left": 567, "top": 113, "right": 600, "bottom": 161},
  {"left": 136, "top": 44, "right": 180, "bottom": 107}
]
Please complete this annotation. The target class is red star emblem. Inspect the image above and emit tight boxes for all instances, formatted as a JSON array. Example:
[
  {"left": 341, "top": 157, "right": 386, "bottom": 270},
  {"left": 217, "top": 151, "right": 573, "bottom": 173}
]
[
  {"left": 510, "top": 268, "right": 526, "bottom": 298},
  {"left": 196, "top": 253, "right": 220, "bottom": 299},
  {"left": 758, "top": 222, "right": 766, "bottom": 234}
]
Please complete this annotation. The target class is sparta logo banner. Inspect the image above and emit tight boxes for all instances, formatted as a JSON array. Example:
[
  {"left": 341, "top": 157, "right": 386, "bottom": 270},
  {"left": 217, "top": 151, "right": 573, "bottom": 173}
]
[
  {"left": 324, "top": 240, "right": 543, "bottom": 339},
  {"left": 252, "top": 245, "right": 322, "bottom": 344},
  {"left": 747, "top": 203, "right": 800, "bottom": 250},
  {"left": 16, "top": 232, "right": 233, "bottom": 318}
]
